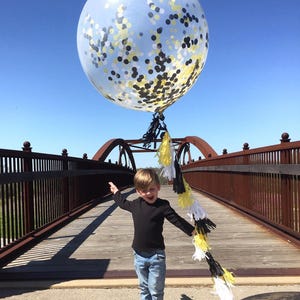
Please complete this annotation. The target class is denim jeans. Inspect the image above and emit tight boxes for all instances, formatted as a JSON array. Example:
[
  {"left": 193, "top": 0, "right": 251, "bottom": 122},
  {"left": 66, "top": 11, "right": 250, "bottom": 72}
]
[{"left": 134, "top": 250, "right": 166, "bottom": 300}]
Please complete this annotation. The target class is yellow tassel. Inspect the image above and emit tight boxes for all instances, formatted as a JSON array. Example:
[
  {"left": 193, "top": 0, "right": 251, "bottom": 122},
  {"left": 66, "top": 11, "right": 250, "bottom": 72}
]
[
  {"left": 222, "top": 268, "right": 235, "bottom": 285},
  {"left": 178, "top": 178, "right": 194, "bottom": 208},
  {"left": 156, "top": 131, "right": 172, "bottom": 166},
  {"left": 194, "top": 232, "right": 211, "bottom": 252}
]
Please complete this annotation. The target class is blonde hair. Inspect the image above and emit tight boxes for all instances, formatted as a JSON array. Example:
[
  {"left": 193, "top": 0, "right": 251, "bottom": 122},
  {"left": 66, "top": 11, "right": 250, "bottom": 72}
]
[{"left": 134, "top": 168, "right": 160, "bottom": 190}]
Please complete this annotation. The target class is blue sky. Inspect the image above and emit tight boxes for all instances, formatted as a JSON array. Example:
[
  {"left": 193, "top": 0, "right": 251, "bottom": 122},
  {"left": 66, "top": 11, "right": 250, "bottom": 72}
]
[{"left": 1, "top": 0, "right": 299, "bottom": 168}]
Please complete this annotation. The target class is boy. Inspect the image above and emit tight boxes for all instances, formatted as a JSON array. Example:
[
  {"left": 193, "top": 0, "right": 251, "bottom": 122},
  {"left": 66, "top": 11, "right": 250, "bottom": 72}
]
[{"left": 109, "top": 168, "right": 195, "bottom": 300}]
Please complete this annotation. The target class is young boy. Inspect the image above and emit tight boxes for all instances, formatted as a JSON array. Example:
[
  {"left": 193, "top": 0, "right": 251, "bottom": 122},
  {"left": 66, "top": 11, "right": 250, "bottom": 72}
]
[{"left": 109, "top": 168, "right": 195, "bottom": 300}]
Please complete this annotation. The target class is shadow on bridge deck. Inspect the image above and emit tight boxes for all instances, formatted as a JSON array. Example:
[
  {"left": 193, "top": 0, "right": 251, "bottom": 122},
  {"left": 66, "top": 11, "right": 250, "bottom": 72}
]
[{"left": 0, "top": 186, "right": 299, "bottom": 283}]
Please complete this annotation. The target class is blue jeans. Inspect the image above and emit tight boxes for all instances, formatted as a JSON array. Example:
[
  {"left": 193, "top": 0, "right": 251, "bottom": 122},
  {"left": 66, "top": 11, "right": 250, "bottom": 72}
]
[{"left": 134, "top": 250, "right": 166, "bottom": 300}]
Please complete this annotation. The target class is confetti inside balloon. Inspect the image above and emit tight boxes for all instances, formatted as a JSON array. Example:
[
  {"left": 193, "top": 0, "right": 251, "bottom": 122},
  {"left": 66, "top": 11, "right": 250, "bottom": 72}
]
[{"left": 77, "top": 0, "right": 209, "bottom": 113}]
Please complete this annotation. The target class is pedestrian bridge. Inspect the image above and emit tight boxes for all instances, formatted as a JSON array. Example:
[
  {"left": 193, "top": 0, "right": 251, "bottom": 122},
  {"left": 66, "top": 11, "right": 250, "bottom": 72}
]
[
  {"left": 0, "top": 133, "right": 299, "bottom": 281},
  {"left": 0, "top": 185, "right": 299, "bottom": 282}
]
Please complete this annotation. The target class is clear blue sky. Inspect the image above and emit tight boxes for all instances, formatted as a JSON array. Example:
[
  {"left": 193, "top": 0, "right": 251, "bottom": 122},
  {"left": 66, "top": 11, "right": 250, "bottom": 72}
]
[{"left": 1, "top": 0, "right": 299, "bottom": 168}]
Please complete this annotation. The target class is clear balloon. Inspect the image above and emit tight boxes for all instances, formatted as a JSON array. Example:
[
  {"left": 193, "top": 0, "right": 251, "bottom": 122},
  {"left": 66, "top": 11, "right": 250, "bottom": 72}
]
[{"left": 77, "top": 0, "right": 209, "bottom": 113}]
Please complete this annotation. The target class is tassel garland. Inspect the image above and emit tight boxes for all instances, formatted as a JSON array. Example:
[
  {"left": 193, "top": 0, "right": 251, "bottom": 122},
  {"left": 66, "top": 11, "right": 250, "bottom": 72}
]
[{"left": 143, "top": 114, "right": 235, "bottom": 300}]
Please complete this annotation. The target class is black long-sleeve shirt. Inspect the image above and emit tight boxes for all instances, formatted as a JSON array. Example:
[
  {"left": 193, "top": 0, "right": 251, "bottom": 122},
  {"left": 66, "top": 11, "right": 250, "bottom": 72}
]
[{"left": 113, "top": 191, "right": 194, "bottom": 252}]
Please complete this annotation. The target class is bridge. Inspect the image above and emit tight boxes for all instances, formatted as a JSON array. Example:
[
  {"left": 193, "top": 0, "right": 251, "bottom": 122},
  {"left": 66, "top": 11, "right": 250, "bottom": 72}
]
[{"left": 0, "top": 133, "right": 299, "bottom": 298}]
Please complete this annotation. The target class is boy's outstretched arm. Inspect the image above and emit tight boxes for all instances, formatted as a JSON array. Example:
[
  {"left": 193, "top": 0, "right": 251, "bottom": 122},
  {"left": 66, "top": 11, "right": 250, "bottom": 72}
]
[
  {"left": 108, "top": 182, "right": 132, "bottom": 212},
  {"left": 109, "top": 182, "right": 119, "bottom": 194}
]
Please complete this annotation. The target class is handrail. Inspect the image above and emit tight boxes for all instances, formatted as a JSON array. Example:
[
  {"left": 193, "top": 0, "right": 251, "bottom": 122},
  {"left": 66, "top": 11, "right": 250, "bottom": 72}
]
[
  {"left": 181, "top": 133, "right": 300, "bottom": 243},
  {"left": 0, "top": 142, "right": 135, "bottom": 266}
]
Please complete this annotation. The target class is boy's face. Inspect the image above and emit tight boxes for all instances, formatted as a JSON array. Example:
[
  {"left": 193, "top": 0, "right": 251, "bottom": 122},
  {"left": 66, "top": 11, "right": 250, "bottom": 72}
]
[{"left": 136, "top": 183, "right": 160, "bottom": 204}]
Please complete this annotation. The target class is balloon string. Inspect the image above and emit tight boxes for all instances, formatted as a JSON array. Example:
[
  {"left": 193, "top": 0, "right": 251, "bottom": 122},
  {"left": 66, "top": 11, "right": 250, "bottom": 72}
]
[{"left": 142, "top": 113, "right": 167, "bottom": 148}]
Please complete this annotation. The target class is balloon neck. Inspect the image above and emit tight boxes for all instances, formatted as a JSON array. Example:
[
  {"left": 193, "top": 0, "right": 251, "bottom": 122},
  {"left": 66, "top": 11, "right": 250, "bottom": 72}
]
[{"left": 156, "top": 108, "right": 165, "bottom": 118}]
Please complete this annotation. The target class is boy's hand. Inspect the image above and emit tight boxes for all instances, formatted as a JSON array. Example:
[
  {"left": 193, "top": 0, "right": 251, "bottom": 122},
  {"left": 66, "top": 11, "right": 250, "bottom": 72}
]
[{"left": 109, "top": 182, "right": 119, "bottom": 194}]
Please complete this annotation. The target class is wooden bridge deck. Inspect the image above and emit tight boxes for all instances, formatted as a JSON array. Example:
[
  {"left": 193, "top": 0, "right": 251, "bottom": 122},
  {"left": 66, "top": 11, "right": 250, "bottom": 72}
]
[{"left": 0, "top": 186, "right": 299, "bottom": 280}]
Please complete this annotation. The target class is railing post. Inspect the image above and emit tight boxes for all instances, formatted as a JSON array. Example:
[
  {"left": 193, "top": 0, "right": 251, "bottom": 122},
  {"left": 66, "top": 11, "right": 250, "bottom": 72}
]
[
  {"left": 62, "top": 149, "right": 69, "bottom": 214},
  {"left": 22, "top": 141, "right": 34, "bottom": 233},
  {"left": 243, "top": 143, "right": 250, "bottom": 151},
  {"left": 242, "top": 143, "right": 250, "bottom": 208},
  {"left": 280, "top": 133, "right": 292, "bottom": 228}
]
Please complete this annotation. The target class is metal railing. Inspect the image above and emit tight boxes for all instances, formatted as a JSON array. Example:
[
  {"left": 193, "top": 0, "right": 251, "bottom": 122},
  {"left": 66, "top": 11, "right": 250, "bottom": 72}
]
[
  {"left": 0, "top": 142, "right": 135, "bottom": 265},
  {"left": 182, "top": 133, "right": 300, "bottom": 242},
  {"left": 1, "top": 133, "right": 299, "bottom": 265}
]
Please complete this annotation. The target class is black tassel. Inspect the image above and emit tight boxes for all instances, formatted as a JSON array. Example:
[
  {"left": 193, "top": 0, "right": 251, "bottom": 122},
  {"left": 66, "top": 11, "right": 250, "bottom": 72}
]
[
  {"left": 195, "top": 218, "right": 217, "bottom": 234},
  {"left": 173, "top": 158, "right": 186, "bottom": 194},
  {"left": 142, "top": 113, "right": 167, "bottom": 148},
  {"left": 205, "top": 252, "right": 224, "bottom": 277}
]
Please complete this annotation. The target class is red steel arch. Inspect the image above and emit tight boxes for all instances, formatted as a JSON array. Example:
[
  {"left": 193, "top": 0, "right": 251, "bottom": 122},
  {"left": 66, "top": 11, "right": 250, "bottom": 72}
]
[
  {"left": 93, "top": 136, "right": 217, "bottom": 169},
  {"left": 93, "top": 138, "right": 137, "bottom": 172},
  {"left": 176, "top": 136, "right": 217, "bottom": 164}
]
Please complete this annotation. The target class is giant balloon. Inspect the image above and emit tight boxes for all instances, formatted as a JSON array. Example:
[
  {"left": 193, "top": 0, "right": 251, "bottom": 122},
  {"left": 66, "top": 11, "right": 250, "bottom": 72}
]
[{"left": 77, "top": 0, "right": 209, "bottom": 113}]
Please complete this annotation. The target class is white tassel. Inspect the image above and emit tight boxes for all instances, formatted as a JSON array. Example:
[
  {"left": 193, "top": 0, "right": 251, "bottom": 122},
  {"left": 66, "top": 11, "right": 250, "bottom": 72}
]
[
  {"left": 192, "top": 243, "right": 207, "bottom": 261},
  {"left": 159, "top": 145, "right": 175, "bottom": 181},
  {"left": 213, "top": 277, "right": 234, "bottom": 300},
  {"left": 187, "top": 199, "right": 207, "bottom": 221},
  {"left": 160, "top": 160, "right": 175, "bottom": 181}
]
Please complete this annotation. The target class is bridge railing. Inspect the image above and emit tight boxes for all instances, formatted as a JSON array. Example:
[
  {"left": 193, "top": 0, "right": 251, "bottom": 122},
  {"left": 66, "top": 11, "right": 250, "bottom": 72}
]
[
  {"left": 182, "top": 133, "right": 300, "bottom": 242},
  {"left": 0, "top": 142, "right": 135, "bottom": 265}
]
